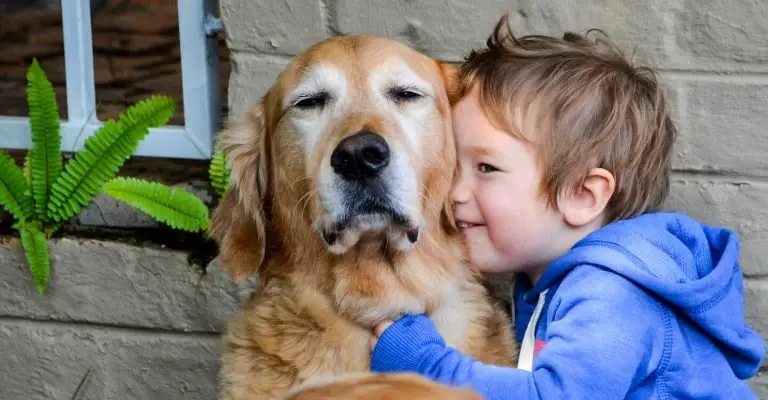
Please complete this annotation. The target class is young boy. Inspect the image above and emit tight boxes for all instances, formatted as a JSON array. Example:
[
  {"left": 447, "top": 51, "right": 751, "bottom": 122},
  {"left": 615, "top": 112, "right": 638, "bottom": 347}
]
[{"left": 368, "top": 15, "right": 765, "bottom": 399}]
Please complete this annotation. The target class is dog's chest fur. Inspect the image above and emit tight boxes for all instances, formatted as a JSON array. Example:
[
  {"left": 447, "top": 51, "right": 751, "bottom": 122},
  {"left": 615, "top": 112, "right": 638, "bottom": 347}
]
[
  {"left": 223, "top": 262, "right": 512, "bottom": 399},
  {"left": 299, "top": 278, "right": 478, "bottom": 376},
  {"left": 327, "top": 243, "right": 474, "bottom": 336},
  {"left": 254, "top": 252, "right": 479, "bottom": 364},
  {"left": 325, "top": 260, "right": 481, "bottom": 359}
]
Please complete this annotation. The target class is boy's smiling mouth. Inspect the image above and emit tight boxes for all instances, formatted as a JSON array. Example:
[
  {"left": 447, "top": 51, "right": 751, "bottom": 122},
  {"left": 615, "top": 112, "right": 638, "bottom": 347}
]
[{"left": 456, "top": 221, "right": 484, "bottom": 229}]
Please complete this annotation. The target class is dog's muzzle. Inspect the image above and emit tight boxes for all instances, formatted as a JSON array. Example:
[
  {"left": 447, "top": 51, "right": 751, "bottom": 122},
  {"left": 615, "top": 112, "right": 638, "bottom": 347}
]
[{"left": 322, "top": 130, "right": 419, "bottom": 251}]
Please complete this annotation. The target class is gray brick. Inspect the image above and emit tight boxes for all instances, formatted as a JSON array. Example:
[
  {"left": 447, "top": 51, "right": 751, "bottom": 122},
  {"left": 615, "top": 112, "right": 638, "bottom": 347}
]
[
  {"left": 662, "top": 76, "right": 684, "bottom": 124},
  {"left": 749, "top": 369, "right": 768, "bottom": 398},
  {"left": 672, "top": 78, "right": 768, "bottom": 175},
  {"left": 665, "top": 177, "right": 768, "bottom": 277},
  {"left": 673, "top": 0, "right": 768, "bottom": 71},
  {"left": 0, "top": 238, "right": 257, "bottom": 332},
  {"left": 0, "top": 320, "right": 221, "bottom": 400},
  {"left": 227, "top": 53, "right": 291, "bottom": 118},
  {"left": 745, "top": 279, "right": 768, "bottom": 346},
  {"left": 744, "top": 280, "right": 768, "bottom": 373},
  {"left": 659, "top": 77, "right": 686, "bottom": 170},
  {"left": 220, "top": 0, "right": 327, "bottom": 55},
  {"left": 333, "top": 0, "right": 668, "bottom": 63}
]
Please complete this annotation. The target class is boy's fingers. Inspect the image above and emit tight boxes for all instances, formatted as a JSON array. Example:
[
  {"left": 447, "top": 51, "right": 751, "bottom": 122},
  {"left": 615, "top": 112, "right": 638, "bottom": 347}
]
[
  {"left": 374, "top": 320, "right": 393, "bottom": 337},
  {"left": 370, "top": 320, "right": 393, "bottom": 351}
]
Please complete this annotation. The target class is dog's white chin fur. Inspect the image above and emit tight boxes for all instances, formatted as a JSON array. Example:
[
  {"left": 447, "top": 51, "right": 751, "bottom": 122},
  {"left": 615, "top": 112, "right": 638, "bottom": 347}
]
[{"left": 317, "top": 214, "right": 421, "bottom": 255}]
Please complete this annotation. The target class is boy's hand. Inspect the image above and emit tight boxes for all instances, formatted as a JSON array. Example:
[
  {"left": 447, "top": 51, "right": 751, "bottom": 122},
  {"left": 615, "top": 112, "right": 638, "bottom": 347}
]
[
  {"left": 370, "top": 320, "right": 394, "bottom": 351},
  {"left": 369, "top": 314, "right": 448, "bottom": 374}
]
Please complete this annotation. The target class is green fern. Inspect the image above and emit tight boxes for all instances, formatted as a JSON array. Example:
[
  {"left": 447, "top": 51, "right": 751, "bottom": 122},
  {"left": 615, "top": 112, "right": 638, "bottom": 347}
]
[
  {"left": 46, "top": 95, "right": 175, "bottom": 222},
  {"left": 0, "top": 150, "right": 34, "bottom": 222},
  {"left": 9, "top": 59, "right": 196, "bottom": 295},
  {"left": 23, "top": 150, "right": 33, "bottom": 184},
  {"left": 209, "top": 142, "right": 230, "bottom": 198},
  {"left": 26, "top": 58, "right": 62, "bottom": 220},
  {"left": 19, "top": 223, "right": 50, "bottom": 295},
  {"left": 103, "top": 177, "right": 209, "bottom": 232}
]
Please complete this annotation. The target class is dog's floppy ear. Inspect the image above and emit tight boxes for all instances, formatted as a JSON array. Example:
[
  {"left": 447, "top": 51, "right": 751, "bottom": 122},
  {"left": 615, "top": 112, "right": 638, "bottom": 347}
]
[
  {"left": 208, "top": 103, "right": 270, "bottom": 281},
  {"left": 438, "top": 61, "right": 462, "bottom": 106},
  {"left": 440, "top": 167, "right": 459, "bottom": 234},
  {"left": 437, "top": 61, "right": 461, "bottom": 233}
]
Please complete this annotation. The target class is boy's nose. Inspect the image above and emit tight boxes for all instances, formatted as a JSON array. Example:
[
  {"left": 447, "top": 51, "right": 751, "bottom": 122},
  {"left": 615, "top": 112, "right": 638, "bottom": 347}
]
[{"left": 451, "top": 175, "right": 471, "bottom": 204}]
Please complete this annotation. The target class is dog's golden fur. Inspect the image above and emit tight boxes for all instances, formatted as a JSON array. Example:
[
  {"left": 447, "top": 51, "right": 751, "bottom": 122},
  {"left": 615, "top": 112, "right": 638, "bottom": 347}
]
[
  {"left": 209, "top": 35, "right": 517, "bottom": 400},
  {"left": 278, "top": 373, "right": 482, "bottom": 400}
]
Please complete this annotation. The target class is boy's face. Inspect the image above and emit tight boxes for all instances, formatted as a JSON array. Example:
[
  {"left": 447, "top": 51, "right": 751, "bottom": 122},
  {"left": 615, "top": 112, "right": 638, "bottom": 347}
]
[{"left": 451, "top": 89, "right": 566, "bottom": 280}]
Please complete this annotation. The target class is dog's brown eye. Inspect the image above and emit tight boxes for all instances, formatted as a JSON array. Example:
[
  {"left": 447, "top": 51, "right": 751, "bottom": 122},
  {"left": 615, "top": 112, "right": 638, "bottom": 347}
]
[
  {"left": 294, "top": 92, "right": 329, "bottom": 110},
  {"left": 388, "top": 87, "right": 423, "bottom": 103}
]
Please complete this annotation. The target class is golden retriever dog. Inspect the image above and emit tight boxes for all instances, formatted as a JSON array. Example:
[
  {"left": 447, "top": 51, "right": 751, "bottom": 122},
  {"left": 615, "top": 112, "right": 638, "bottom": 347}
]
[
  {"left": 209, "top": 35, "right": 517, "bottom": 400},
  {"left": 277, "top": 373, "right": 482, "bottom": 400}
]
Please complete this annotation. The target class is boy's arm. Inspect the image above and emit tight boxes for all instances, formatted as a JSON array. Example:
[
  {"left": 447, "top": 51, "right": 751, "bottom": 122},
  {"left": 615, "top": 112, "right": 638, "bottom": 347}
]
[
  {"left": 371, "top": 314, "right": 538, "bottom": 398},
  {"left": 371, "top": 270, "right": 661, "bottom": 400}
]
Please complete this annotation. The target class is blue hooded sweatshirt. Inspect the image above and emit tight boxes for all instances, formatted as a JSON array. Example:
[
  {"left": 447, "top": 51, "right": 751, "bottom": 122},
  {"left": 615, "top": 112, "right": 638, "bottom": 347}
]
[{"left": 370, "top": 212, "right": 765, "bottom": 399}]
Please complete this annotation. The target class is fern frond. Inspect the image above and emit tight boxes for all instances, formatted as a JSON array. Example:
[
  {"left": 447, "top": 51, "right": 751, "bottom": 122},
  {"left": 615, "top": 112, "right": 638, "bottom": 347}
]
[
  {"left": 47, "top": 95, "right": 176, "bottom": 222},
  {"left": 23, "top": 150, "right": 32, "bottom": 184},
  {"left": 103, "top": 177, "right": 209, "bottom": 232},
  {"left": 26, "top": 58, "right": 62, "bottom": 220},
  {"left": 19, "top": 223, "right": 50, "bottom": 295},
  {"left": 0, "top": 150, "right": 34, "bottom": 221},
  {"left": 209, "top": 142, "right": 231, "bottom": 198}
]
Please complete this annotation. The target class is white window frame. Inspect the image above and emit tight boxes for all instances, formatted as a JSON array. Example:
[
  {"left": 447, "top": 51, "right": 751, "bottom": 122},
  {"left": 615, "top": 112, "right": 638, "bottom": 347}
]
[{"left": 0, "top": 0, "right": 222, "bottom": 160}]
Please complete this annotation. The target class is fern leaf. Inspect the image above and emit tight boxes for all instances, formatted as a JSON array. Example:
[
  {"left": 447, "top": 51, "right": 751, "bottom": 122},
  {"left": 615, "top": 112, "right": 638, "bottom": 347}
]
[
  {"left": 20, "top": 224, "right": 50, "bottom": 295},
  {"left": 103, "top": 177, "right": 209, "bottom": 232},
  {"left": 209, "top": 142, "right": 231, "bottom": 198},
  {"left": 0, "top": 150, "right": 34, "bottom": 221},
  {"left": 23, "top": 150, "right": 32, "bottom": 184},
  {"left": 46, "top": 95, "right": 176, "bottom": 222},
  {"left": 26, "top": 58, "right": 62, "bottom": 220}
]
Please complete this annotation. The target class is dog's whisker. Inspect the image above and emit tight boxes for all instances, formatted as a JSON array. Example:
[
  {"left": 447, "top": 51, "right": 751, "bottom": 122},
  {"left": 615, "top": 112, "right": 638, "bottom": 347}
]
[{"left": 296, "top": 189, "right": 319, "bottom": 218}]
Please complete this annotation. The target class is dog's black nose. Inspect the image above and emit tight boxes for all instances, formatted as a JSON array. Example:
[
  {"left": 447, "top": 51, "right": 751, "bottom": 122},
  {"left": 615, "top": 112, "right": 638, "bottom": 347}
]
[{"left": 330, "top": 131, "right": 390, "bottom": 180}]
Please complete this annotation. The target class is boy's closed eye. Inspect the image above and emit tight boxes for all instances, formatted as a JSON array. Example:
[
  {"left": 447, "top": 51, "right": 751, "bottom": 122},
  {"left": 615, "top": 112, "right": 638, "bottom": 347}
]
[{"left": 477, "top": 163, "right": 500, "bottom": 173}]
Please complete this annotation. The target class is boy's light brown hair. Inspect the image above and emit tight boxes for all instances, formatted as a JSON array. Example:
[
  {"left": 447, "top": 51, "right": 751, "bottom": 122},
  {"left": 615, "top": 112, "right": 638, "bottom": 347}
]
[{"left": 460, "top": 14, "right": 678, "bottom": 223}]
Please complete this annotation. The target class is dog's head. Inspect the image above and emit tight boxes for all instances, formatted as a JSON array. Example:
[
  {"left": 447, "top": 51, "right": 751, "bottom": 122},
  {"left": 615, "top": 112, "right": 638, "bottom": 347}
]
[{"left": 210, "top": 36, "right": 461, "bottom": 280}]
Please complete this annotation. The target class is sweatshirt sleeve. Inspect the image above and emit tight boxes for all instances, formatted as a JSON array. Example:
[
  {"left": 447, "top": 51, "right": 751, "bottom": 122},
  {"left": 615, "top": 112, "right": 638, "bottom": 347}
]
[{"left": 370, "top": 268, "right": 662, "bottom": 400}]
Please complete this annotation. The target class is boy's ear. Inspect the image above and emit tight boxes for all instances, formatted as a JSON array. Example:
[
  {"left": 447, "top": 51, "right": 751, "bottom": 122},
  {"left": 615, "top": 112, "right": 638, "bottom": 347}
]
[
  {"left": 560, "top": 168, "right": 615, "bottom": 227},
  {"left": 438, "top": 62, "right": 462, "bottom": 105}
]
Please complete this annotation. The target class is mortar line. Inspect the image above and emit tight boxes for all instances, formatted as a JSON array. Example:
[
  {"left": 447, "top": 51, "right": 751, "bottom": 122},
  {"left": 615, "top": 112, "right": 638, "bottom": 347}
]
[
  {"left": 744, "top": 279, "right": 768, "bottom": 289},
  {"left": 672, "top": 170, "right": 768, "bottom": 184},
  {"left": 661, "top": 69, "right": 768, "bottom": 83},
  {"left": 744, "top": 274, "right": 768, "bottom": 281},
  {"left": 318, "top": 0, "right": 341, "bottom": 36},
  {"left": 0, "top": 315, "right": 223, "bottom": 340},
  {"left": 230, "top": 50, "right": 296, "bottom": 62}
]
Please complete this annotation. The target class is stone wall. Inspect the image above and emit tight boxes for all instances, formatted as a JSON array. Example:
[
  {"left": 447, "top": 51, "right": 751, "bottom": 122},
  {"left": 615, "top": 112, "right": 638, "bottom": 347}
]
[
  {"left": 0, "top": 236, "right": 256, "bottom": 399},
  {"left": 219, "top": 0, "right": 768, "bottom": 397}
]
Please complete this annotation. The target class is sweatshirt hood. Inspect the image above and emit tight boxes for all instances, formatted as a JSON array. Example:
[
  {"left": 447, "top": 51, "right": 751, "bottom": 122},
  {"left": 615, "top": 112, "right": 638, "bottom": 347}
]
[{"left": 532, "top": 212, "right": 765, "bottom": 379}]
